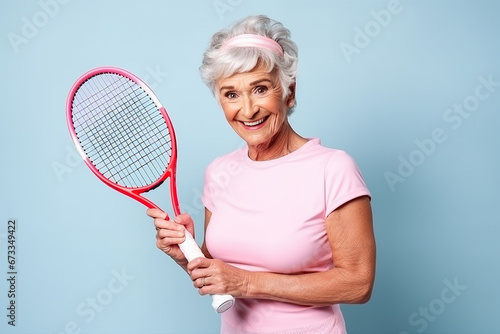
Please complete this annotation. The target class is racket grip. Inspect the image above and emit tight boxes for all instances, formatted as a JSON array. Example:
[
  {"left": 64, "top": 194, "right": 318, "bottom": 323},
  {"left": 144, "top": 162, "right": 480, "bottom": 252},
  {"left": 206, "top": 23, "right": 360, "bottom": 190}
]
[
  {"left": 179, "top": 229, "right": 235, "bottom": 313},
  {"left": 178, "top": 230, "right": 204, "bottom": 262}
]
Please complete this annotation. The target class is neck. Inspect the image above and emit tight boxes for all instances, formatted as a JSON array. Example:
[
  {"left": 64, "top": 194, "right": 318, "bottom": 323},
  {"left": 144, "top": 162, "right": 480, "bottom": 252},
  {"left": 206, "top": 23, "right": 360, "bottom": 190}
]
[{"left": 248, "top": 121, "right": 307, "bottom": 161}]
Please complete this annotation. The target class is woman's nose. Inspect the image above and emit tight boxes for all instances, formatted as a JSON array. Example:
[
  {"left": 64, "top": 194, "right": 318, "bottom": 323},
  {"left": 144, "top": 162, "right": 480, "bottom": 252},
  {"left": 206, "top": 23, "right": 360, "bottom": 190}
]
[{"left": 241, "top": 96, "right": 259, "bottom": 119}]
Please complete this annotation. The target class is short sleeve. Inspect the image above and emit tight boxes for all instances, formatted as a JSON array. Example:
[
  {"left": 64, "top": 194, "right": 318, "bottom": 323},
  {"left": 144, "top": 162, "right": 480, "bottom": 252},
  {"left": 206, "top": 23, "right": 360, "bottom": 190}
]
[{"left": 325, "top": 150, "right": 371, "bottom": 216}]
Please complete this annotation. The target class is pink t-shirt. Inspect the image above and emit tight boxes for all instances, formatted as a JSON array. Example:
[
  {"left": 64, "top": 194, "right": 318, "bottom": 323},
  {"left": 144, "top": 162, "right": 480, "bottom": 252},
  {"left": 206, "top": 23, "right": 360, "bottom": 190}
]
[{"left": 202, "top": 138, "right": 370, "bottom": 334}]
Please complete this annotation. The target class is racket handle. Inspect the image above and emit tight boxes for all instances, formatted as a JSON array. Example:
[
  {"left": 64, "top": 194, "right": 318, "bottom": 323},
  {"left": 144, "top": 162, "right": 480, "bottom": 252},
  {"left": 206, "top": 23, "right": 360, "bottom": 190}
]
[
  {"left": 211, "top": 294, "right": 235, "bottom": 314},
  {"left": 178, "top": 230, "right": 204, "bottom": 262},
  {"left": 179, "top": 229, "right": 235, "bottom": 313}
]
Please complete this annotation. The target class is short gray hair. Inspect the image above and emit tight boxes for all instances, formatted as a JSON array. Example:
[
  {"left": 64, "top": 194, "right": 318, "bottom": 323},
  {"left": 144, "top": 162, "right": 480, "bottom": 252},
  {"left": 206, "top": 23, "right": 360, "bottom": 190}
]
[{"left": 199, "top": 15, "right": 299, "bottom": 113}]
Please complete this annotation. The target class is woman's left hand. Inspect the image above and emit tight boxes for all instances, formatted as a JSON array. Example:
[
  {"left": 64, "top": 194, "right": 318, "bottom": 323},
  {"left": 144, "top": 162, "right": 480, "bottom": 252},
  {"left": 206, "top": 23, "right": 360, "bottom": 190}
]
[{"left": 187, "top": 258, "right": 250, "bottom": 298}]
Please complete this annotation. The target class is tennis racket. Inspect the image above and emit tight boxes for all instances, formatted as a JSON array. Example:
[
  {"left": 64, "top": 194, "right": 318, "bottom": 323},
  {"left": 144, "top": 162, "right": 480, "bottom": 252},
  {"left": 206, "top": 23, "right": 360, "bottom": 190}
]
[{"left": 66, "top": 66, "right": 234, "bottom": 313}]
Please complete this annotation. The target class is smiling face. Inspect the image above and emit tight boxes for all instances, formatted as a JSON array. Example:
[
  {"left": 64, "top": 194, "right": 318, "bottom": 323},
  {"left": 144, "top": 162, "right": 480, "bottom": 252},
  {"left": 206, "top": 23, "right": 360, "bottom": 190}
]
[{"left": 216, "top": 64, "right": 295, "bottom": 154}]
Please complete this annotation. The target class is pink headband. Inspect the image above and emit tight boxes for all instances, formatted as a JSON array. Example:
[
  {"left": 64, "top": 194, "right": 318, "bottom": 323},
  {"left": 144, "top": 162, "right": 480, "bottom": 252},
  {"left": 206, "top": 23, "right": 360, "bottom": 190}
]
[{"left": 221, "top": 34, "right": 284, "bottom": 57}]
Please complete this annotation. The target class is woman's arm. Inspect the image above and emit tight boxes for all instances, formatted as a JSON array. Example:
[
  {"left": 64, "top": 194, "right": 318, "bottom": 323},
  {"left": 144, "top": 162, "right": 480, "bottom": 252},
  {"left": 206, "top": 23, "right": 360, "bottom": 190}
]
[
  {"left": 189, "top": 196, "right": 376, "bottom": 306},
  {"left": 248, "top": 195, "right": 375, "bottom": 305}
]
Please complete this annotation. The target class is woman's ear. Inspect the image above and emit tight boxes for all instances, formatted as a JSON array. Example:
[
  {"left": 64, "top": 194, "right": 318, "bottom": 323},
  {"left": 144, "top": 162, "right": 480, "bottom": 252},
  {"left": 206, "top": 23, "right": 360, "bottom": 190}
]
[{"left": 286, "top": 82, "right": 296, "bottom": 108}]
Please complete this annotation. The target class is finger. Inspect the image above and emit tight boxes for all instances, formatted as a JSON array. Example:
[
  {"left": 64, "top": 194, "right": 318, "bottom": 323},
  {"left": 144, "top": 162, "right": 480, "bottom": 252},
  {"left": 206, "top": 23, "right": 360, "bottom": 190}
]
[
  {"left": 173, "top": 213, "right": 194, "bottom": 229},
  {"left": 154, "top": 218, "right": 184, "bottom": 231},
  {"left": 157, "top": 241, "right": 172, "bottom": 255},
  {"left": 187, "top": 258, "right": 211, "bottom": 277},
  {"left": 156, "top": 228, "right": 185, "bottom": 242},
  {"left": 194, "top": 277, "right": 207, "bottom": 289},
  {"left": 156, "top": 237, "right": 181, "bottom": 256},
  {"left": 196, "top": 277, "right": 213, "bottom": 296},
  {"left": 146, "top": 208, "right": 169, "bottom": 219},
  {"left": 173, "top": 213, "right": 192, "bottom": 222}
]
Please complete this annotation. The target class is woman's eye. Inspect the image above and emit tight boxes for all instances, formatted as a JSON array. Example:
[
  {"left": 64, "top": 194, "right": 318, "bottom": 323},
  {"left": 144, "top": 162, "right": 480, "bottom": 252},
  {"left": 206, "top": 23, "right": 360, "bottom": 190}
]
[
  {"left": 225, "top": 92, "right": 237, "bottom": 99},
  {"left": 255, "top": 86, "right": 268, "bottom": 94}
]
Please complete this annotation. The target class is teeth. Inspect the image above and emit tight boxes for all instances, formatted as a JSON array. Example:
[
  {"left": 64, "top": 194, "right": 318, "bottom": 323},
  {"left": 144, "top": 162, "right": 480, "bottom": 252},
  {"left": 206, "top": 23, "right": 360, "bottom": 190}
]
[{"left": 244, "top": 117, "right": 265, "bottom": 127}]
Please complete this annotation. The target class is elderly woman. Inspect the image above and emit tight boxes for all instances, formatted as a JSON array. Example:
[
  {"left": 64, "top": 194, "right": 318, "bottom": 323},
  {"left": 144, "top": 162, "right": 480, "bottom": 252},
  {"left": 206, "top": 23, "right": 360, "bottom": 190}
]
[{"left": 148, "top": 15, "right": 376, "bottom": 334}]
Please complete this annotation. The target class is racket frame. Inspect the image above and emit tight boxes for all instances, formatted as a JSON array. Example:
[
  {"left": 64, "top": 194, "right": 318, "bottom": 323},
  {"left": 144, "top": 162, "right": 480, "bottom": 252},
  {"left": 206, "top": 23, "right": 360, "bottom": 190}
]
[{"left": 66, "top": 66, "right": 180, "bottom": 217}]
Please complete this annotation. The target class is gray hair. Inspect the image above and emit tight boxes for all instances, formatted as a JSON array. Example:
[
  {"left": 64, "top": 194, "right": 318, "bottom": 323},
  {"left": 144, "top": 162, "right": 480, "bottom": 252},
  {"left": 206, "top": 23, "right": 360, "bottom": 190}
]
[{"left": 199, "top": 15, "right": 299, "bottom": 114}]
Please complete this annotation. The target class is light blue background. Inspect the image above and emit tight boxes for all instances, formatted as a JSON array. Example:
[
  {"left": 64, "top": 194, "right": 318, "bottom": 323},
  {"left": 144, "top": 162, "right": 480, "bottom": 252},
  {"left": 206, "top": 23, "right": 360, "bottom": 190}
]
[{"left": 1, "top": 0, "right": 499, "bottom": 333}]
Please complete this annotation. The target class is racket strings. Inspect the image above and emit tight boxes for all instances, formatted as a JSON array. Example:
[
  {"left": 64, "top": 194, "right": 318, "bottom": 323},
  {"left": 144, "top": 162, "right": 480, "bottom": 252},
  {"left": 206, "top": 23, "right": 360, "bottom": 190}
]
[
  {"left": 84, "top": 97, "right": 165, "bottom": 173},
  {"left": 84, "top": 75, "right": 171, "bottom": 186},
  {"left": 71, "top": 73, "right": 172, "bottom": 188},
  {"left": 77, "top": 84, "right": 171, "bottom": 187}
]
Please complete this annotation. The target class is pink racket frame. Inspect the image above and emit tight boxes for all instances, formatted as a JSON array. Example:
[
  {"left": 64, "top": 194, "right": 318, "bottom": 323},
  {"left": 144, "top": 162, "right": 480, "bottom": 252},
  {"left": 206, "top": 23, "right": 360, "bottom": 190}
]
[{"left": 66, "top": 66, "right": 181, "bottom": 218}]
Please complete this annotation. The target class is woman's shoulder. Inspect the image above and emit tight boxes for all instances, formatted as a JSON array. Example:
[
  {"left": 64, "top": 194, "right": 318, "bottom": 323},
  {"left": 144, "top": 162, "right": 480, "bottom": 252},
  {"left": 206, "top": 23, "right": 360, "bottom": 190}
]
[
  {"left": 302, "top": 140, "right": 365, "bottom": 178},
  {"left": 298, "top": 138, "right": 354, "bottom": 161}
]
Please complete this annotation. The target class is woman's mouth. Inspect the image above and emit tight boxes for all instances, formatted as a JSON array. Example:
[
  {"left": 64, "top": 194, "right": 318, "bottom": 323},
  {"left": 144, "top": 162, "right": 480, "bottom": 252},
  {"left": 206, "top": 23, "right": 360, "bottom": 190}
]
[{"left": 241, "top": 116, "right": 269, "bottom": 130}]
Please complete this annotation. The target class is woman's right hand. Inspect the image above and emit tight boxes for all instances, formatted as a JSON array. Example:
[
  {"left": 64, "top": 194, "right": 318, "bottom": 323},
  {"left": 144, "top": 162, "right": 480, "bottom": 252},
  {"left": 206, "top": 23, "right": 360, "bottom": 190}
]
[{"left": 146, "top": 208, "right": 195, "bottom": 266}]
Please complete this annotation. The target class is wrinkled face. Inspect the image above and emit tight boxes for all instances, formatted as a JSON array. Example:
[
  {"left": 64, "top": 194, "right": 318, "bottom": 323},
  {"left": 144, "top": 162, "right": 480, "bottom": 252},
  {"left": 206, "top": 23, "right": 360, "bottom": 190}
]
[{"left": 216, "top": 64, "right": 292, "bottom": 148}]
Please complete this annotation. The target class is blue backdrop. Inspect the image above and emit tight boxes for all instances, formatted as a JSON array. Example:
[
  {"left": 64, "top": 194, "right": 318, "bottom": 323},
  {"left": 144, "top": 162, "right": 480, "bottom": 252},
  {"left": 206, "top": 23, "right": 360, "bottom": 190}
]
[{"left": 1, "top": 0, "right": 499, "bottom": 333}]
